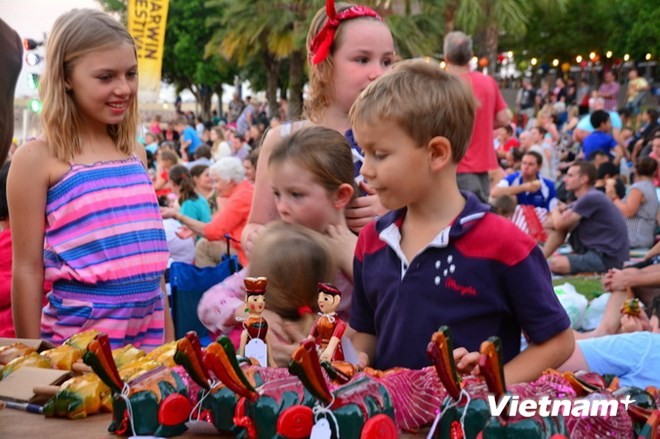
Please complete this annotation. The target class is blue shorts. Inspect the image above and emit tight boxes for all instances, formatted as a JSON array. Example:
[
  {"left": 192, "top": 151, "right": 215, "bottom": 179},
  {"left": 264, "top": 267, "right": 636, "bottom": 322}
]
[{"left": 567, "top": 250, "right": 607, "bottom": 273}]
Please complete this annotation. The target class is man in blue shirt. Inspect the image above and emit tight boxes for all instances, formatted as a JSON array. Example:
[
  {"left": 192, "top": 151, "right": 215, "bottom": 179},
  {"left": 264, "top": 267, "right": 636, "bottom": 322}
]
[
  {"left": 491, "top": 150, "right": 557, "bottom": 210},
  {"left": 174, "top": 117, "right": 202, "bottom": 158}
]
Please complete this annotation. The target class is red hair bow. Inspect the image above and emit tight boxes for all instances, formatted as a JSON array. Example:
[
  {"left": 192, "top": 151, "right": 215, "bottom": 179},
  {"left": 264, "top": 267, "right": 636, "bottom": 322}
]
[{"left": 309, "top": 0, "right": 382, "bottom": 65}]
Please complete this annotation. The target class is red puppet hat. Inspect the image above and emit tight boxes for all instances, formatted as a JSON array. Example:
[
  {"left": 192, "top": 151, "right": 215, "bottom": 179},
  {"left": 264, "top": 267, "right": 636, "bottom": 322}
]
[
  {"left": 318, "top": 282, "right": 342, "bottom": 297},
  {"left": 244, "top": 277, "right": 267, "bottom": 296}
]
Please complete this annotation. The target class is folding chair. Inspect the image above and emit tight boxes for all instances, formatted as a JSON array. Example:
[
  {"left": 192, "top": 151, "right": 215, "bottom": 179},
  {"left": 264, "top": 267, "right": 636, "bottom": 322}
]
[{"left": 169, "top": 236, "right": 240, "bottom": 343}]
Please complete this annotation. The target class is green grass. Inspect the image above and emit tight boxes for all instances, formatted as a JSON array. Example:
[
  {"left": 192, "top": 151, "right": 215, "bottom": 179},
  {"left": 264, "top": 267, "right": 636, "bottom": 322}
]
[{"left": 552, "top": 276, "right": 605, "bottom": 302}]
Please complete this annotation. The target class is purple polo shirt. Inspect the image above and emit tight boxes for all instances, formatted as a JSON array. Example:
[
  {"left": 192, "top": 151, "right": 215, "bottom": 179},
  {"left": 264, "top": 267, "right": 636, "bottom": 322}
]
[{"left": 351, "top": 192, "right": 570, "bottom": 370}]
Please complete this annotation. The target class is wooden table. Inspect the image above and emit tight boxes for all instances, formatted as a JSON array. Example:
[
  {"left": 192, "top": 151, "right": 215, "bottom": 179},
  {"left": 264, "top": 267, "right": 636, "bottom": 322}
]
[{"left": 0, "top": 408, "right": 425, "bottom": 438}]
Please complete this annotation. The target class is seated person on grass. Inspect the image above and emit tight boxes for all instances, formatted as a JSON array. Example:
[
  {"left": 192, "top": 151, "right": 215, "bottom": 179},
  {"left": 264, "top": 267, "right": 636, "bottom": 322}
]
[
  {"left": 543, "top": 160, "right": 629, "bottom": 274},
  {"left": 593, "top": 159, "right": 626, "bottom": 200},
  {"left": 578, "top": 262, "right": 660, "bottom": 339},
  {"left": 560, "top": 305, "right": 660, "bottom": 387},
  {"left": 491, "top": 150, "right": 557, "bottom": 211}
]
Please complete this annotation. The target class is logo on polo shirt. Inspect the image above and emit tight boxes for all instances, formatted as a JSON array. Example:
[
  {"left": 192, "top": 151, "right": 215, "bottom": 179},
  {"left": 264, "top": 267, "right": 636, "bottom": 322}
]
[
  {"left": 433, "top": 253, "right": 478, "bottom": 296},
  {"left": 433, "top": 254, "right": 455, "bottom": 285},
  {"left": 444, "top": 277, "right": 477, "bottom": 296}
]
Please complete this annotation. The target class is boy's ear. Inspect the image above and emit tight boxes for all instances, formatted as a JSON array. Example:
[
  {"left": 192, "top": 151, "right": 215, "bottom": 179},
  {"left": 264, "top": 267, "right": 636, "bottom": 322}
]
[
  {"left": 427, "top": 136, "right": 453, "bottom": 171},
  {"left": 333, "top": 183, "right": 354, "bottom": 209}
]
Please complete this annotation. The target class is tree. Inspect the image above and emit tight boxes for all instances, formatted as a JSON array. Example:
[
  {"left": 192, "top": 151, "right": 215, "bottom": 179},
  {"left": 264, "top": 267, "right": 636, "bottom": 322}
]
[
  {"left": 205, "top": 0, "right": 322, "bottom": 120},
  {"left": 501, "top": 0, "right": 659, "bottom": 71},
  {"left": 371, "top": 0, "right": 445, "bottom": 59},
  {"left": 445, "top": 0, "right": 567, "bottom": 70},
  {"left": 162, "top": 0, "right": 238, "bottom": 119}
]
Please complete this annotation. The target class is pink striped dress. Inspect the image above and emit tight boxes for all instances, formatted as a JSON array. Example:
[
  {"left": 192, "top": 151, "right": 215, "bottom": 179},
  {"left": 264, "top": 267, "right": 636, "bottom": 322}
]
[{"left": 40, "top": 157, "right": 169, "bottom": 351}]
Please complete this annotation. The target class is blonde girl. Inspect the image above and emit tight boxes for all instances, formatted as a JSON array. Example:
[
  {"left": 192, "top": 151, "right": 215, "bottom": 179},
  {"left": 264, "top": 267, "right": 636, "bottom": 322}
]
[
  {"left": 8, "top": 9, "right": 173, "bottom": 350},
  {"left": 242, "top": 0, "right": 395, "bottom": 255}
]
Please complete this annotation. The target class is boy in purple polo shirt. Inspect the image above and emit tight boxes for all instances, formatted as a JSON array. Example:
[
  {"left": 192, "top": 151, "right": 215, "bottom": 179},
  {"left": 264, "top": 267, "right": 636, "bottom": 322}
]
[{"left": 348, "top": 60, "right": 573, "bottom": 384}]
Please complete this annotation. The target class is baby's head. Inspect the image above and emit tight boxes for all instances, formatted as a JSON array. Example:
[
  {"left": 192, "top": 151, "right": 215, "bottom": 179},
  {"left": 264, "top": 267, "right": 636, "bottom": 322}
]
[
  {"left": 248, "top": 222, "right": 336, "bottom": 321},
  {"left": 268, "top": 126, "right": 355, "bottom": 232}
]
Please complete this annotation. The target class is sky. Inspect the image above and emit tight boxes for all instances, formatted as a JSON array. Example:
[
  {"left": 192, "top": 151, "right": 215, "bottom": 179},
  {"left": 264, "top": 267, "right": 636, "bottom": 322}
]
[{"left": 1, "top": 0, "right": 102, "bottom": 98}]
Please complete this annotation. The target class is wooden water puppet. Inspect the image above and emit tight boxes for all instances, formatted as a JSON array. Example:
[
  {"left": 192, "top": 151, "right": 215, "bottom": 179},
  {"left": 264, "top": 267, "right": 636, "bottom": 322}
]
[
  {"left": 42, "top": 344, "right": 147, "bottom": 419},
  {"left": 426, "top": 326, "right": 491, "bottom": 439},
  {"left": 307, "top": 282, "right": 347, "bottom": 362},
  {"left": 83, "top": 333, "right": 192, "bottom": 437},
  {"left": 479, "top": 337, "right": 568, "bottom": 438},
  {"left": 174, "top": 331, "right": 275, "bottom": 436},
  {"left": 238, "top": 276, "right": 277, "bottom": 367},
  {"left": 280, "top": 339, "right": 398, "bottom": 439},
  {"left": 202, "top": 334, "right": 315, "bottom": 439}
]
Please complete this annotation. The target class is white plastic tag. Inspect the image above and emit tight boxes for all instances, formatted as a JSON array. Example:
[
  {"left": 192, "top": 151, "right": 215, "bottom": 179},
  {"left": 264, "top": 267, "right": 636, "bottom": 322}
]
[
  {"left": 310, "top": 417, "right": 332, "bottom": 439},
  {"left": 245, "top": 338, "right": 268, "bottom": 366}
]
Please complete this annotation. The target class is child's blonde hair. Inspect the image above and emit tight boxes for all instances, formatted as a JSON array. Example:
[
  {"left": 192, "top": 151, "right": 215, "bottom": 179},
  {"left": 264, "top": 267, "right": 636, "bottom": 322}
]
[
  {"left": 249, "top": 222, "right": 336, "bottom": 321},
  {"left": 304, "top": 2, "right": 385, "bottom": 122},
  {"left": 269, "top": 126, "right": 357, "bottom": 197},
  {"left": 40, "top": 9, "right": 138, "bottom": 161},
  {"left": 350, "top": 59, "right": 476, "bottom": 162}
]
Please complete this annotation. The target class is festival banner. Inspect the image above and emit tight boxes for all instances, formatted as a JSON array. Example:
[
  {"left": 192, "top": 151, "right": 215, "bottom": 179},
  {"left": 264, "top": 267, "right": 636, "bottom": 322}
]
[{"left": 127, "top": 0, "right": 169, "bottom": 101}]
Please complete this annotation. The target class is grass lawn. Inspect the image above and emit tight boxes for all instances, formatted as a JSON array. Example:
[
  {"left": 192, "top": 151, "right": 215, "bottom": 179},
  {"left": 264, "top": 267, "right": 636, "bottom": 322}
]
[{"left": 552, "top": 276, "right": 605, "bottom": 302}]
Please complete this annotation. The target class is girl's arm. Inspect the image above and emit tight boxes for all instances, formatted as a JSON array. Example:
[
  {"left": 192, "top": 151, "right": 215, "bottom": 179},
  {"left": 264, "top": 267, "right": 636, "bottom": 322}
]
[
  {"left": 8, "top": 141, "right": 51, "bottom": 338},
  {"left": 197, "top": 269, "right": 247, "bottom": 334},
  {"left": 609, "top": 186, "right": 643, "bottom": 218},
  {"left": 327, "top": 220, "right": 357, "bottom": 284},
  {"left": 153, "top": 165, "right": 168, "bottom": 191},
  {"left": 161, "top": 207, "right": 206, "bottom": 235},
  {"left": 546, "top": 123, "right": 560, "bottom": 143},
  {"left": 644, "top": 240, "right": 660, "bottom": 260},
  {"left": 242, "top": 127, "right": 285, "bottom": 257}
]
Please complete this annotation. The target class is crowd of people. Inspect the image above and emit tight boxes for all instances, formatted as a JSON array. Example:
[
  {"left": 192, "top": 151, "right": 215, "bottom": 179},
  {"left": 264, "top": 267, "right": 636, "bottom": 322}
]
[{"left": 1, "top": 1, "right": 659, "bottom": 392}]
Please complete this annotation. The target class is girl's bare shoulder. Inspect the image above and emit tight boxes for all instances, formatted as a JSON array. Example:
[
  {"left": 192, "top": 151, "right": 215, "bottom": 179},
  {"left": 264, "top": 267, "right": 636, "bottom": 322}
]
[{"left": 11, "top": 138, "right": 70, "bottom": 185}]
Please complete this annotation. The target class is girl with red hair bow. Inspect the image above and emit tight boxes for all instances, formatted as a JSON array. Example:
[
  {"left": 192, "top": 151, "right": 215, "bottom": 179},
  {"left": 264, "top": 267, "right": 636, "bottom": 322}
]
[{"left": 242, "top": 0, "right": 395, "bottom": 256}]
